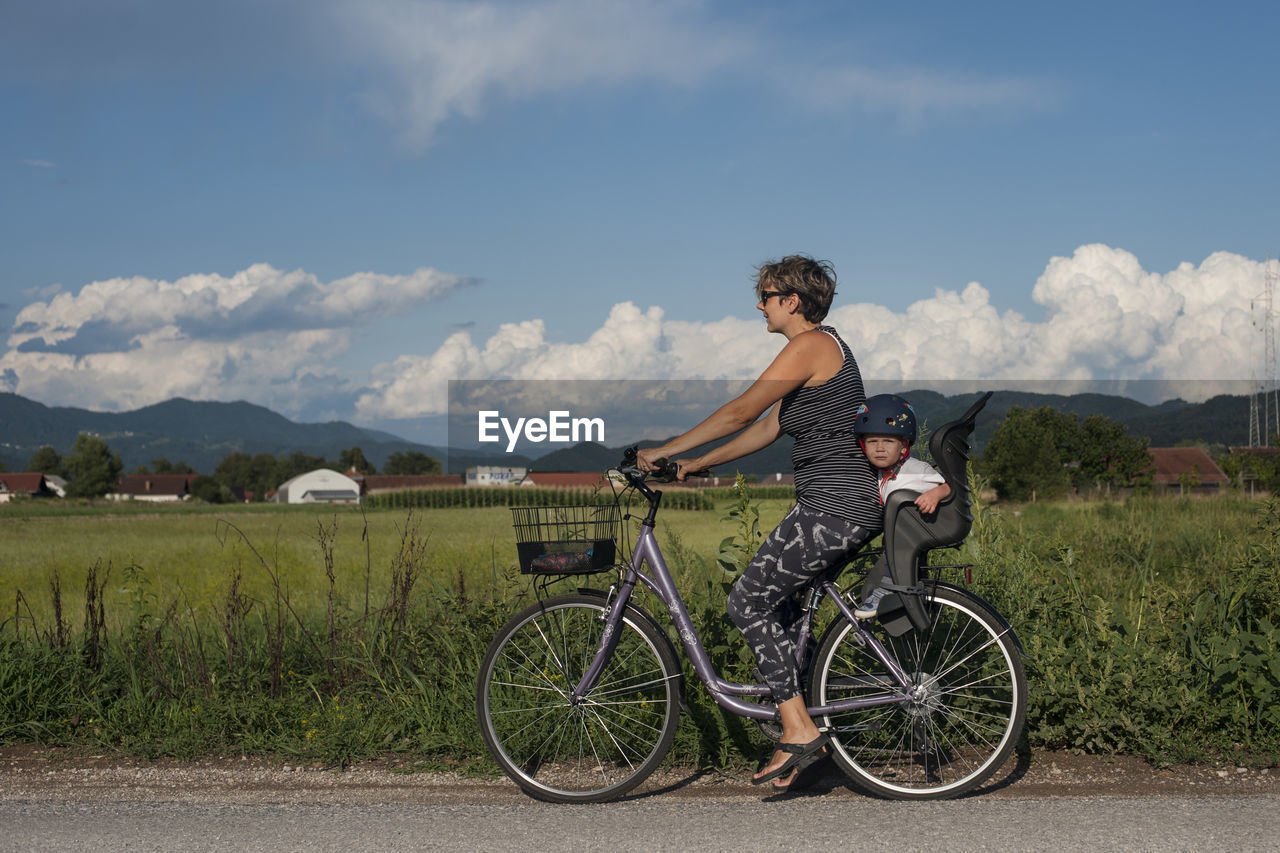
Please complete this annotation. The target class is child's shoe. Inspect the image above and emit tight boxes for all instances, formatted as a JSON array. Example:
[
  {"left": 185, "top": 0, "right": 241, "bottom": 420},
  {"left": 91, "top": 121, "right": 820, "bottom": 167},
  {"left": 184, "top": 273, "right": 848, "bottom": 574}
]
[{"left": 854, "top": 588, "right": 888, "bottom": 620}]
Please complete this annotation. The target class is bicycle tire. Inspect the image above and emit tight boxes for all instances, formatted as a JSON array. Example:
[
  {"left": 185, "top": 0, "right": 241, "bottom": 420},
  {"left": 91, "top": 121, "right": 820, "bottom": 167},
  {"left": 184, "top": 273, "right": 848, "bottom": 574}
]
[
  {"left": 809, "top": 583, "right": 1026, "bottom": 799},
  {"left": 476, "top": 593, "right": 682, "bottom": 803}
]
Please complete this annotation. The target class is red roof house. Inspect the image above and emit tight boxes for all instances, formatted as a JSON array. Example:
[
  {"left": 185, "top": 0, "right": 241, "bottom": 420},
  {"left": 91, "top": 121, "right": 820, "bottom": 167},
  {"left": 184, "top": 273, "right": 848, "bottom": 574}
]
[
  {"left": 108, "top": 473, "right": 195, "bottom": 502},
  {"left": 358, "top": 473, "right": 464, "bottom": 495},
  {"left": 518, "top": 472, "right": 610, "bottom": 489},
  {"left": 0, "top": 473, "right": 54, "bottom": 502},
  {"left": 1147, "top": 448, "right": 1228, "bottom": 492}
]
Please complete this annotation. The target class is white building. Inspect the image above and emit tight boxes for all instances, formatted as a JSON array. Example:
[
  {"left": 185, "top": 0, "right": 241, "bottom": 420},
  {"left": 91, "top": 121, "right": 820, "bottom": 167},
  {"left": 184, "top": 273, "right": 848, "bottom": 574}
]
[
  {"left": 274, "top": 469, "right": 361, "bottom": 504},
  {"left": 465, "top": 466, "right": 527, "bottom": 487}
]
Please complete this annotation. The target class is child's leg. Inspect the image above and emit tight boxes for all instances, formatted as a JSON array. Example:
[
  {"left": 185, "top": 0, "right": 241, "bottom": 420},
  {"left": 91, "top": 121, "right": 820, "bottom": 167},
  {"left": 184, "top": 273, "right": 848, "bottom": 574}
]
[{"left": 855, "top": 555, "right": 893, "bottom": 620}]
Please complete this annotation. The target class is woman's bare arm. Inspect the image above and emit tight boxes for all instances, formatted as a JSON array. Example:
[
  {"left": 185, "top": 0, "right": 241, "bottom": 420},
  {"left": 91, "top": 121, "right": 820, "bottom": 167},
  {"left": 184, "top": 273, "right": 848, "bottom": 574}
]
[{"left": 638, "top": 330, "right": 838, "bottom": 469}]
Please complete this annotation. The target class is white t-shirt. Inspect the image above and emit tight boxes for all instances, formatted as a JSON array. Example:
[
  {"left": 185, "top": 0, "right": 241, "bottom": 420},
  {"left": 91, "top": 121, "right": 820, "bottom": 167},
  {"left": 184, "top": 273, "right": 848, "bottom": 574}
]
[{"left": 878, "top": 456, "right": 945, "bottom": 503}]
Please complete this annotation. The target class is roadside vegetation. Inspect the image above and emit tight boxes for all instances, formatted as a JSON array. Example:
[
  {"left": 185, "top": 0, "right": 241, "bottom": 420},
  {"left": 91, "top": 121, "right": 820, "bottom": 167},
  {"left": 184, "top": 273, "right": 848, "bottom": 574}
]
[{"left": 1, "top": 487, "right": 1277, "bottom": 773}]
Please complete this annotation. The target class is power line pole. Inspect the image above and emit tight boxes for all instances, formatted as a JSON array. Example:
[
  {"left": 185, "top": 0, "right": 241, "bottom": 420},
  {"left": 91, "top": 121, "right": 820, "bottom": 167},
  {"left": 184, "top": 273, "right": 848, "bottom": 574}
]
[{"left": 1252, "top": 256, "right": 1279, "bottom": 446}]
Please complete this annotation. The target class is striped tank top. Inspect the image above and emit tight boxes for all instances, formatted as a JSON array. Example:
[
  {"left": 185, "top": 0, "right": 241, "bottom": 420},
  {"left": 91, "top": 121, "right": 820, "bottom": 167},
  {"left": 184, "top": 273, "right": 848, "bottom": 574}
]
[{"left": 777, "top": 326, "right": 882, "bottom": 530}]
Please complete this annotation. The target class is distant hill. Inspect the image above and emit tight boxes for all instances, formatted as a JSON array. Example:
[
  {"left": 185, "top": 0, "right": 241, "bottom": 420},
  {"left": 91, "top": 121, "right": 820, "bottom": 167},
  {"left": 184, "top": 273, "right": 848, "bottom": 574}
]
[
  {"left": 0, "top": 390, "right": 1257, "bottom": 479},
  {"left": 527, "top": 390, "right": 1253, "bottom": 478},
  {"left": 0, "top": 393, "right": 530, "bottom": 475}
]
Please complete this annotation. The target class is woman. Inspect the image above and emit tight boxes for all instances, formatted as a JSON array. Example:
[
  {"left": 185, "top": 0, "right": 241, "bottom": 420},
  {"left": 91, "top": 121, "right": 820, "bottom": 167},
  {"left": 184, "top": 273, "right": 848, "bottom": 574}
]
[{"left": 638, "top": 255, "right": 881, "bottom": 791}]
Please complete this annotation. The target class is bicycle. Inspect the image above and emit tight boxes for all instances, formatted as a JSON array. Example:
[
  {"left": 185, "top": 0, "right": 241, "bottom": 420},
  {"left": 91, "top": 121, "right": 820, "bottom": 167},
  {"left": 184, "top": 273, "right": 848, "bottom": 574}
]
[{"left": 475, "top": 391, "right": 1025, "bottom": 803}]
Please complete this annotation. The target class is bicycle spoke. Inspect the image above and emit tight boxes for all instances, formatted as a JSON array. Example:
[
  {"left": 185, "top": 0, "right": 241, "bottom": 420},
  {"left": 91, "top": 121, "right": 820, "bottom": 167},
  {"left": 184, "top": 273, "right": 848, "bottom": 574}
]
[
  {"left": 478, "top": 597, "right": 681, "bottom": 802},
  {"left": 813, "top": 587, "right": 1025, "bottom": 799}
]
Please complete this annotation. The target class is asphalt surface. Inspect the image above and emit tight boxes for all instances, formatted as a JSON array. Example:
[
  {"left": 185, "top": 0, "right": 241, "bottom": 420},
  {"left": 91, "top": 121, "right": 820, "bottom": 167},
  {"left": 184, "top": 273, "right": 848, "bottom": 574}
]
[
  {"left": 3, "top": 748, "right": 1278, "bottom": 852},
  {"left": 4, "top": 796, "right": 1280, "bottom": 852}
]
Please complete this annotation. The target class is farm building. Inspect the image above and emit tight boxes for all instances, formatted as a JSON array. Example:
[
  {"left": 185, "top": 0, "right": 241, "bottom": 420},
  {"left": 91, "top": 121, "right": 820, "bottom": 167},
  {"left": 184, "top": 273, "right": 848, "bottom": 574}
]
[
  {"left": 108, "top": 473, "right": 194, "bottom": 502},
  {"left": 356, "top": 473, "right": 463, "bottom": 495},
  {"left": 517, "top": 471, "right": 608, "bottom": 489},
  {"left": 43, "top": 474, "right": 67, "bottom": 497},
  {"left": 1147, "top": 447, "right": 1229, "bottom": 494},
  {"left": 466, "top": 466, "right": 527, "bottom": 487},
  {"left": 274, "top": 469, "right": 361, "bottom": 504},
  {"left": 0, "top": 473, "right": 56, "bottom": 503}
]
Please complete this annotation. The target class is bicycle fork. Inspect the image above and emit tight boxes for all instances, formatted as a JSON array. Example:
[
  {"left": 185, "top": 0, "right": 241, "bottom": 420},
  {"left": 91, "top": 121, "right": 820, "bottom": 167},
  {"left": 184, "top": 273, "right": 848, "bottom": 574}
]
[{"left": 567, "top": 577, "right": 641, "bottom": 705}]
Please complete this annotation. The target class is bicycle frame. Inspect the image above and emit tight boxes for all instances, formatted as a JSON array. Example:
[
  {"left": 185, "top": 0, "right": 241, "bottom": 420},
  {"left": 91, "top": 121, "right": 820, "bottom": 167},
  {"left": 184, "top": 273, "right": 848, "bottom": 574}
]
[{"left": 570, "top": 478, "right": 916, "bottom": 723}]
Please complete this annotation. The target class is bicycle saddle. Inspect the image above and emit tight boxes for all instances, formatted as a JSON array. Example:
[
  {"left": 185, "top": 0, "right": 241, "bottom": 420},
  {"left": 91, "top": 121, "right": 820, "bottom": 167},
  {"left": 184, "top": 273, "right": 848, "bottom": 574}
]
[{"left": 879, "top": 391, "right": 993, "bottom": 633}]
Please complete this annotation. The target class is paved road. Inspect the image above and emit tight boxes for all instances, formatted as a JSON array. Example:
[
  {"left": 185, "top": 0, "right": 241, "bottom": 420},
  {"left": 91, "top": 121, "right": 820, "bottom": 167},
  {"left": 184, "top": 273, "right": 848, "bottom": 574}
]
[
  {"left": 3, "top": 749, "right": 1278, "bottom": 852},
  {"left": 4, "top": 795, "right": 1280, "bottom": 852}
]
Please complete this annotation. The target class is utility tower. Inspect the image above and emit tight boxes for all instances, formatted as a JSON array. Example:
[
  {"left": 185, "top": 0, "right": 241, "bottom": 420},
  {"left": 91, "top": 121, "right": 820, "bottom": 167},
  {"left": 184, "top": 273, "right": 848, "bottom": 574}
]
[{"left": 1251, "top": 257, "right": 1279, "bottom": 446}]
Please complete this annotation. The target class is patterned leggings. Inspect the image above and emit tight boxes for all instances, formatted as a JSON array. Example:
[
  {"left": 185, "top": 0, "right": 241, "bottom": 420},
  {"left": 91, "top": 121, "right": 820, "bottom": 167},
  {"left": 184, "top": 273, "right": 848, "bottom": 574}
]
[{"left": 726, "top": 503, "right": 875, "bottom": 702}]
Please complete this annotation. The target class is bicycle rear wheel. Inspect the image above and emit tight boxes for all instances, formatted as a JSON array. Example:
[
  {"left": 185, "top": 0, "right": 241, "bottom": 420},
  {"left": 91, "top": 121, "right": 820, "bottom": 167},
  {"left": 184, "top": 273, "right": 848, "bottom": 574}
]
[
  {"left": 810, "top": 584, "right": 1026, "bottom": 799},
  {"left": 476, "top": 593, "right": 682, "bottom": 803}
]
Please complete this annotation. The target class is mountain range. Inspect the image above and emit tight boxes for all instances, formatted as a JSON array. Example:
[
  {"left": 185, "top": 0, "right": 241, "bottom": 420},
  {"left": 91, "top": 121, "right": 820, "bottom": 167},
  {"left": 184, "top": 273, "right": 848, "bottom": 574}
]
[
  {"left": 0, "top": 392, "right": 531, "bottom": 476},
  {"left": 0, "top": 390, "right": 1257, "bottom": 478},
  {"left": 530, "top": 389, "right": 1255, "bottom": 475}
]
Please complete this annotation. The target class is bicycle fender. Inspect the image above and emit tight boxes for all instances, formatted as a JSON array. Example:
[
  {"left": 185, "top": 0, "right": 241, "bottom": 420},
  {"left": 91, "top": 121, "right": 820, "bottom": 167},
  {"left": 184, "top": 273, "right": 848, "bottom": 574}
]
[{"left": 929, "top": 581, "right": 1026, "bottom": 656}]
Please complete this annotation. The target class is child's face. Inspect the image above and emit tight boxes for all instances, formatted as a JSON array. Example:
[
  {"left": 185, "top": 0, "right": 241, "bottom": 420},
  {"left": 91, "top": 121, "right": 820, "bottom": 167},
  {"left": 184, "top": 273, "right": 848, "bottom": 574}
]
[{"left": 863, "top": 435, "right": 907, "bottom": 470}]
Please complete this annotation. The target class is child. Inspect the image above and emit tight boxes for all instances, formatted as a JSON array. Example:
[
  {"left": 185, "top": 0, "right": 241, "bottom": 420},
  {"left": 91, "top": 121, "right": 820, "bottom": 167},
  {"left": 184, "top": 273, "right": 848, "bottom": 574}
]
[{"left": 851, "top": 394, "right": 951, "bottom": 619}]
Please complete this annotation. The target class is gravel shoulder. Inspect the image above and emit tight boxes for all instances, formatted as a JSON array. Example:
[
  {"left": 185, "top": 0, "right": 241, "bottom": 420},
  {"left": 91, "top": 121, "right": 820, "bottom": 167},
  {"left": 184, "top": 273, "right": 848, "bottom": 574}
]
[{"left": 2, "top": 745, "right": 1276, "bottom": 804}]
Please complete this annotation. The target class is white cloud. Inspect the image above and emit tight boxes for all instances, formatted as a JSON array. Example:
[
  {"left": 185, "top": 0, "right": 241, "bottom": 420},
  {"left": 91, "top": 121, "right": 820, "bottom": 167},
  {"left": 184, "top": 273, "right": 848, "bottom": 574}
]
[
  {"left": 331, "top": 0, "right": 749, "bottom": 150},
  {"left": 2, "top": 263, "right": 474, "bottom": 412},
  {"left": 6, "top": 245, "right": 1271, "bottom": 424},
  {"left": 325, "top": 0, "right": 1053, "bottom": 150},
  {"left": 9, "top": 264, "right": 474, "bottom": 352},
  {"left": 356, "top": 245, "right": 1277, "bottom": 418},
  {"left": 5, "top": 1, "right": 1058, "bottom": 152}
]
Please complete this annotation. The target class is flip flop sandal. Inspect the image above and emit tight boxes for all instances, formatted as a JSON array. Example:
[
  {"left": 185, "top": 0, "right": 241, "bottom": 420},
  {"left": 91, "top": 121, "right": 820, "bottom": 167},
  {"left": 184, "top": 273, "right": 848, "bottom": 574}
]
[{"left": 751, "top": 733, "right": 830, "bottom": 785}]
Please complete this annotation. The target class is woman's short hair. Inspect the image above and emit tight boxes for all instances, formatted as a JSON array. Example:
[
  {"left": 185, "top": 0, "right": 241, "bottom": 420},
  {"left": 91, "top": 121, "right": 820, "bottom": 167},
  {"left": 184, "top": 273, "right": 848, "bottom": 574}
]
[{"left": 755, "top": 255, "right": 838, "bottom": 323}]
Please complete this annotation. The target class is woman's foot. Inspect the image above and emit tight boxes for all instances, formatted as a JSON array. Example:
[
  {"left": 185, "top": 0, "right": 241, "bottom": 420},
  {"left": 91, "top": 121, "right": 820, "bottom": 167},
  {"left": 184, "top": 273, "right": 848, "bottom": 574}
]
[
  {"left": 772, "top": 767, "right": 800, "bottom": 790},
  {"left": 751, "top": 733, "right": 829, "bottom": 784}
]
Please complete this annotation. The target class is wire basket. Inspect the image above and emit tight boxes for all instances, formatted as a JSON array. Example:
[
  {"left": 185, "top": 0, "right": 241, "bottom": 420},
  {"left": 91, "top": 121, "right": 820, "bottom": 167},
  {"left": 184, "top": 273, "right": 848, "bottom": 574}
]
[{"left": 511, "top": 504, "right": 621, "bottom": 575}]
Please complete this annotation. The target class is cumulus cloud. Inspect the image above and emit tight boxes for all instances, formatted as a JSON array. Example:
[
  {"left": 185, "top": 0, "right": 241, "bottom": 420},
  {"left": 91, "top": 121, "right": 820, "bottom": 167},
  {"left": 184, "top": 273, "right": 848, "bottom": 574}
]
[
  {"left": 9, "top": 264, "right": 475, "bottom": 354},
  {"left": 2, "top": 263, "right": 475, "bottom": 412},
  {"left": 5, "top": 245, "right": 1270, "bottom": 424},
  {"left": 357, "top": 245, "right": 1277, "bottom": 419}
]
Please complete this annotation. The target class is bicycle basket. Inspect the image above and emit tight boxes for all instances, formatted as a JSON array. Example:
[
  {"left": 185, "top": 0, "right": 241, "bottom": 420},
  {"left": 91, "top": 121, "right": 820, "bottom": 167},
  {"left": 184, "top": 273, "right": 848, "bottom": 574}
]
[{"left": 511, "top": 504, "right": 620, "bottom": 575}]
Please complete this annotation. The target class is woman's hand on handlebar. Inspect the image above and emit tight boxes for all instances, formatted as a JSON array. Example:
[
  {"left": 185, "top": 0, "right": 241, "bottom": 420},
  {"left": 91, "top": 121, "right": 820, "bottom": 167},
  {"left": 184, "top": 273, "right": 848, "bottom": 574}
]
[
  {"left": 636, "top": 447, "right": 701, "bottom": 481},
  {"left": 635, "top": 447, "right": 667, "bottom": 474}
]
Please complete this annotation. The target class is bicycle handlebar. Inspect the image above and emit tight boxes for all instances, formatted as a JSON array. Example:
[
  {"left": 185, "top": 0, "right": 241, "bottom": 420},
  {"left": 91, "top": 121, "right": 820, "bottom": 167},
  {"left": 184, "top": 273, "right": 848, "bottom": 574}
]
[{"left": 617, "top": 447, "right": 709, "bottom": 484}]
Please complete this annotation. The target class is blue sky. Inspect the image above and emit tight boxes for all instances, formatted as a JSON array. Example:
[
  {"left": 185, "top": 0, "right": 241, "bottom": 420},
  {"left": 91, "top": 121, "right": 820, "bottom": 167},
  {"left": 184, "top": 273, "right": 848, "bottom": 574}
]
[{"left": 2, "top": 0, "right": 1278, "bottom": 444}]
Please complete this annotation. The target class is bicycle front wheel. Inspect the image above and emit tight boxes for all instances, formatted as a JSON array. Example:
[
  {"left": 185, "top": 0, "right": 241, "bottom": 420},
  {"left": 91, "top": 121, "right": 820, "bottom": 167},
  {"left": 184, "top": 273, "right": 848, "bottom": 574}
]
[
  {"left": 810, "top": 584, "right": 1026, "bottom": 800},
  {"left": 476, "top": 593, "right": 682, "bottom": 803}
]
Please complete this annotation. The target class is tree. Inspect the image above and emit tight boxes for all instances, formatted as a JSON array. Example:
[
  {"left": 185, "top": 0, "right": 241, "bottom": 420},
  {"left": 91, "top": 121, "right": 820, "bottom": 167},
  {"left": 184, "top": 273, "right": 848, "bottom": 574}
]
[
  {"left": 189, "top": 474, "right": 230, "bottom": 503},
  {"left": 27, "top": 445, "right": 64, "bottom": 476},
  {"left": 214, "top": 451, "right": 285, "bottom": 501},
  {"left": 1073, "top": 414, "right": 1152, "bottom": 494},
  {"left": 339, "top": 447, "right": 376, "bottom": 475},
  {"left": 63, "top": 434, "right": 123, "bottom": 498},
  {"left": 280, "top": 451, "right": 329, "bottom": 482},
  {"left": 981, "top": 407, "right": 1154, "bottom": 502},
  {"left": 981, "top": 407, "right": 1075, "bottom": 502},
  {"left": 149, "top": 458, "right": 196, "bottom": 474},
  {"left": 383, "top": 450, "right": 441, "bottom": 475}
]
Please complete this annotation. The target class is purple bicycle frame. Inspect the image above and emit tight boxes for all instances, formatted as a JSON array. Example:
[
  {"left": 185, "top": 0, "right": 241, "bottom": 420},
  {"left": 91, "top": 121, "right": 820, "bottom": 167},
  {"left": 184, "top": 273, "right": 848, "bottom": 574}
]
[{"left": 571, "top": 518, "right": 916, "bottom": 722}]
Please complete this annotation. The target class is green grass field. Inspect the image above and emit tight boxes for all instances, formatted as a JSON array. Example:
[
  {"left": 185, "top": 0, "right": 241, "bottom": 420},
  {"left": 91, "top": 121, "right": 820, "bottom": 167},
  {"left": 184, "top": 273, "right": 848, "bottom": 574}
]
[
  {"left": 1, "top": 491, "right": 1277, "bottom": 768},
  {"left": 0, "top": 496, "right": 797, "bottom": 627}
]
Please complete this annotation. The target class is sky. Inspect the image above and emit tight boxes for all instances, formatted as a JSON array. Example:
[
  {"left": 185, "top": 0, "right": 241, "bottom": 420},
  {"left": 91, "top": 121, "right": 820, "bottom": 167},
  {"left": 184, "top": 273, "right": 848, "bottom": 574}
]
[{"left": 3, "top": 0, "right": 1279, "bottom": 446}]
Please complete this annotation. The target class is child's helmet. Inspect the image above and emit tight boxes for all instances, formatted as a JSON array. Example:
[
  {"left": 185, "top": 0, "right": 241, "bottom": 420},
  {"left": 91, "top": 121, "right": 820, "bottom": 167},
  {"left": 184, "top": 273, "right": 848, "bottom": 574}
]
[{"left": 853, "top": 394, "right": 918, "bottom": 444}]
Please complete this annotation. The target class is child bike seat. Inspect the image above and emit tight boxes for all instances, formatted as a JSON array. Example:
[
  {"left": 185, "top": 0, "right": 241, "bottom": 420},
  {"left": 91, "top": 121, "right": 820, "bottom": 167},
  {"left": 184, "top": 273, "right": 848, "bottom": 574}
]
[{"left": 878, "top": 391, "right": 993, "bottom": 633}]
